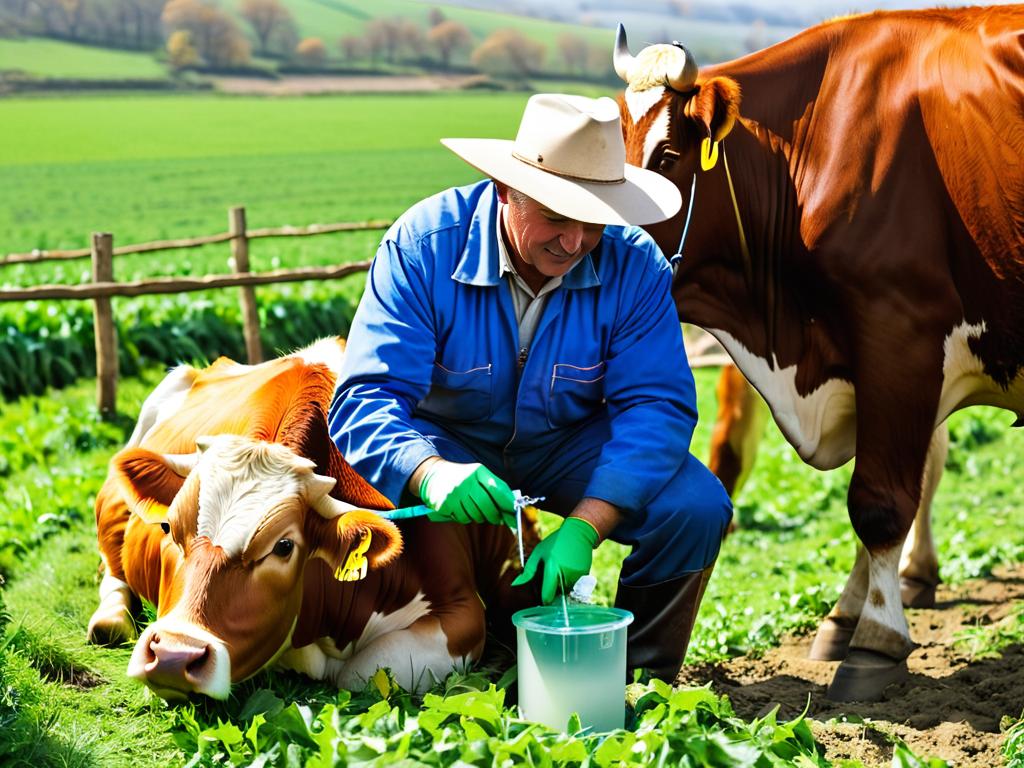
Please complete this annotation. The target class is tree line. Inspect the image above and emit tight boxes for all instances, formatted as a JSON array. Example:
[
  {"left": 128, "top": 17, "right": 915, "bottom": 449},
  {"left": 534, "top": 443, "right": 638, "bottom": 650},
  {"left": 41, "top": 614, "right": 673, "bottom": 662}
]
[{"left": 0, "top": 0, "right": 610, "bottom": 79}]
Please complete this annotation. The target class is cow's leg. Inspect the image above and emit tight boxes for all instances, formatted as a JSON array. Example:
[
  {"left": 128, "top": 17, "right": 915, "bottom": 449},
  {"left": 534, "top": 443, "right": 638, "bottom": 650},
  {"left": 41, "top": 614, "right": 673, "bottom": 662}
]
[
  {"left": 809, "top": 545, "right": 869, "bottom": 661},
  {"left": 899, "top": 423, "right": 948, "bottom": 608},
  {"left": 88, "top": 481, "right": 137, "bottom": 645},
  {"left": 87, "top": 566, "right": 136, "bottom": 646},
  {"left": 825, "top": 345, "right": 943, "bottom": 701},
  {"left": 708, "top": 365, "right": 769, "bottom": 502}
]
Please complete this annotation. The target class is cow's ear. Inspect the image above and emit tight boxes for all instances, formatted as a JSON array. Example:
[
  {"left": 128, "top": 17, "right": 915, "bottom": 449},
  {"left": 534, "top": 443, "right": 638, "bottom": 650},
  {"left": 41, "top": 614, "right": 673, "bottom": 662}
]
[
  {"left": 112, "top": 448, "right": 189, "bottom": 524},
  {"left": 310, "top": 510, "right": 403, "bottom": 582},
  {"left": 683, "top": 76, "right": 741, "bottom": 143},
  {"left": 302, "top": 469, "right": 402, "bottom": 580}
]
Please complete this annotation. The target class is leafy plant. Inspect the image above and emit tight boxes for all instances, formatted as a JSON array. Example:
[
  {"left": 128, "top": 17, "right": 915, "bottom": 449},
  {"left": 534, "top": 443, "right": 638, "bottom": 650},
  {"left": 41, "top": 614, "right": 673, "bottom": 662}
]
[
  {"left": 173, "top": 677, "right": 833, "bottom": 767},
  {"left": 1005, "top": 711, "right": 1024, "bottom": 768},
  {"left": 954, "top": 603, "right": 1024, "bottom": 661}
]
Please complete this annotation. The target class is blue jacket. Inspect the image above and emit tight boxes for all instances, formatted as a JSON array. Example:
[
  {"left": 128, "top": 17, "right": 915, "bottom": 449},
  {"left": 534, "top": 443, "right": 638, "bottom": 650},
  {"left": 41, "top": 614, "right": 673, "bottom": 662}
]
[{"left": 328, "top": 180, "right": 697, "bottom": 515}]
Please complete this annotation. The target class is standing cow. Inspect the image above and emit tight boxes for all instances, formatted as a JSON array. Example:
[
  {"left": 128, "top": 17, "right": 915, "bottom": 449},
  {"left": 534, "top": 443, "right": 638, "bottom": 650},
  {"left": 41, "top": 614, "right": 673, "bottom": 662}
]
[
  {"left": 615, "top": 6, "right": 1024, "bottom": 700},
  {"left": 87, "top": 339, "right": 530, "bottom": 699}
]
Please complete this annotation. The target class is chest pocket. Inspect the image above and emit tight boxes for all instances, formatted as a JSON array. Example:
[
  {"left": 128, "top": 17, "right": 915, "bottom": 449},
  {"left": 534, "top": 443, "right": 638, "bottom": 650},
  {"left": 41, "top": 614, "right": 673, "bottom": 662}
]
[
  {"left": 417, "top": 361, "right": 493, "bottom": 423},
  {"left": 547, "top": 361, "right": 606, "bottom": 428}
]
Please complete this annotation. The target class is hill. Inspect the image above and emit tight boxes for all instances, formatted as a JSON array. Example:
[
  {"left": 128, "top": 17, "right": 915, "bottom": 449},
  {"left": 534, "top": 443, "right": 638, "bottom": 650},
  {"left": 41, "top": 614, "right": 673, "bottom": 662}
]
[{"left": 0, "top": 0, "right": 802, "bottom": 88}]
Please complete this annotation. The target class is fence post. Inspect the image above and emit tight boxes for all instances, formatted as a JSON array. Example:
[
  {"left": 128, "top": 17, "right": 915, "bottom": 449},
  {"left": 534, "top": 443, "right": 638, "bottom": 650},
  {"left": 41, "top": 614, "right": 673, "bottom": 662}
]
[
  {"left": 230, "top": 206, "right": 263, "bottom": 364},
  {"left": 91, "top": 232, "right": 118, "bottom": 419}
]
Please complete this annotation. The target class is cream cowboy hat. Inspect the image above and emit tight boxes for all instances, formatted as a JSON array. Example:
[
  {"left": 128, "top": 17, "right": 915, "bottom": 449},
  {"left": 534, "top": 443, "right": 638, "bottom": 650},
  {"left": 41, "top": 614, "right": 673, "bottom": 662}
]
[{"left": 442, "top": 93, "right": 682, "bottom": 226}]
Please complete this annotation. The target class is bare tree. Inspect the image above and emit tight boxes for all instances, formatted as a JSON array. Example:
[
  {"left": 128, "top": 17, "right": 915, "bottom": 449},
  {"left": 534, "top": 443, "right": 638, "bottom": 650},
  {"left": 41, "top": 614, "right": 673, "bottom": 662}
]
[
  {"left": 427, "top": 6, "right": 444, "bottom": 27},
  {"left": 39, "top": 0, "right": 89, "bottom": 40},
  {"left": 398, "top": 18, "right": 425, "bottom": 61},
  {"left": 556, "top": 32, "right": 587, "bottom": 75},
  {"left": 471, "top": 28, "right": 545, "bottom": 78},
  {"left": 365, "top": 17, "right": 402, "bottom": 63},
  {"left": 162, "top": 0, "right": 251, "bottom": 68},
  {"left": 428, "top": 19, "right": 470, "bottom": 69},
  {"left": 294, "top": 36, "right": 325, "bottom": 67},
  {"left": 113, "top": 0, "right": 164, "bottom": 48},
  {"left": 338, "top": 34, "right": 367, "bottom": 63},
  {"left": 239, "top": 0, "right": 294, "bottom": 55}
]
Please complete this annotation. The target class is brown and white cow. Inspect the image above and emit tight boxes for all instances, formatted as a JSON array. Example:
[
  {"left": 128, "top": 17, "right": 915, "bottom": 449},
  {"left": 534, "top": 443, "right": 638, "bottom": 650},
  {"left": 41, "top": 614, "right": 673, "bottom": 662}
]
[
  {"left": 87, "top": 338, "right": 528, "bottom": 699},
  {"left": 615, "top": 6, "right": 1024, "bottom": 700}
]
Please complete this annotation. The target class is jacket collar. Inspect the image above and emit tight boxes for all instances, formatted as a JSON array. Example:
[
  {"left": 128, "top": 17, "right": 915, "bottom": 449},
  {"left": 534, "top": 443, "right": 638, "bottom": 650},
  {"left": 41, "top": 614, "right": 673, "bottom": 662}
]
[{"left": 452, "top": 181, "right": 601, "bottom": 290}]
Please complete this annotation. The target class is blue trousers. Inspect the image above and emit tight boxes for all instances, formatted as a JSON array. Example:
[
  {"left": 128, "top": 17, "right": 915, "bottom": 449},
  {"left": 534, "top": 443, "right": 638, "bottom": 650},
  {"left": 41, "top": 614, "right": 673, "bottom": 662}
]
[{"left": 410, "top": 416, "right": 733, "bottom": 586}]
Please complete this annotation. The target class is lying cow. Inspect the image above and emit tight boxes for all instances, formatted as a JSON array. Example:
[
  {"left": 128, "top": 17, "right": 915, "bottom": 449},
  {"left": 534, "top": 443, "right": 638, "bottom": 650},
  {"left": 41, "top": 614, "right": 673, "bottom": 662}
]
[
  {"left": 87, "top": 338, "right": 529, "bottom": 699},
  {"left": 615, "top": 5, "right": 1024, "bottom": 701}
]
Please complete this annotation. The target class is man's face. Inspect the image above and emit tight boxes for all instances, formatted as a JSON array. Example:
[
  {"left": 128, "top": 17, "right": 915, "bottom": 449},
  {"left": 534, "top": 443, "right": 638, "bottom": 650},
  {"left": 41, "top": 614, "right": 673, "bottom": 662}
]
[{"left": 498, "top": 185, "right": 605, "bottom": 285}]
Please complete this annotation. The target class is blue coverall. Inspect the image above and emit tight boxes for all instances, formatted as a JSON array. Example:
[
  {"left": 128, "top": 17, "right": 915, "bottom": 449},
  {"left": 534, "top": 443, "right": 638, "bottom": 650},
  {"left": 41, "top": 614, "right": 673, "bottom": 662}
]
[{"left": 328, "top": 180, "right": 731, "bottom": 586}]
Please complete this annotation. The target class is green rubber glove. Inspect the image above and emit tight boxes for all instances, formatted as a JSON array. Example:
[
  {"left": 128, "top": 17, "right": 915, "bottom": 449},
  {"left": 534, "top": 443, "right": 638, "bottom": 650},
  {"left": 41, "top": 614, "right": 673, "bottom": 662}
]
[
  {"left": 512, "top": 517, "right": 599, "bottom": 604},
  {"left": 419, "top": 461, "right": 516, "bottom": 526}
]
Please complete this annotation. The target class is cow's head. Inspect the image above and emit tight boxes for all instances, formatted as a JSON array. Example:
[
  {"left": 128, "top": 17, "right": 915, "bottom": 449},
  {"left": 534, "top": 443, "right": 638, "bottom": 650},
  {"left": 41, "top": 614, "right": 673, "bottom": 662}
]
[
  {"left": 115, "top": 434, "right": 401, "bottom": 701},
  {"left": 614, "top": 25, "right": 742, "bottom": 254}
]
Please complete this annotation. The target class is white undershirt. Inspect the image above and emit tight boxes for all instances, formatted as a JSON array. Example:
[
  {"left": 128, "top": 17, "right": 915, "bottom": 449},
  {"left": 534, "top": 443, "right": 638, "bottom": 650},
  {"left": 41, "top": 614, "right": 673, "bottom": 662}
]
[{"left": 496, "top": 203, "right": 563, "bottom": 353}]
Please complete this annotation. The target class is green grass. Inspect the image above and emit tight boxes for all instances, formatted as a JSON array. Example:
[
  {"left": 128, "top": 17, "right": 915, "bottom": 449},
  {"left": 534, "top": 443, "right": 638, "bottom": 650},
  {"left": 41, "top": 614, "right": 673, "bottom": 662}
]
[
  {"left": 0, "top": 93, "right": 526, "bottom": 279},
  {"left": 0, "top": 361, "right": 1020, "bottom": 764},
  {"left": 0, "top": 37, "right": 168, "bottom": 80}
]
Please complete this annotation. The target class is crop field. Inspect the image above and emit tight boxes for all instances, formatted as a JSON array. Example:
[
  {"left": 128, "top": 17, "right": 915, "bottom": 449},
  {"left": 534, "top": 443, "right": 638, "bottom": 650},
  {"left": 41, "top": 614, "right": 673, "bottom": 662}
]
[
  {"left": 0, "top": 93, "right": 539, "bottom": 397},
  {"left": 1, "top": 90, "right": 1023, "bottom": 766}
]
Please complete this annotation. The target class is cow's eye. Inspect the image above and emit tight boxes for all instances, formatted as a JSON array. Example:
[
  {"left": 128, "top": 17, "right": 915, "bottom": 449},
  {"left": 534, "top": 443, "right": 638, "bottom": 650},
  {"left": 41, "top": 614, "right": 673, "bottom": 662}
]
[
  {"left": 272, "top": 539, "right": 294, "bottom": 558},
  {"left": 658, "top": 148, "right": 681, "bottom": 171},
  {"left": 160, "top": 522, "right": 170, "bottom": 535}
]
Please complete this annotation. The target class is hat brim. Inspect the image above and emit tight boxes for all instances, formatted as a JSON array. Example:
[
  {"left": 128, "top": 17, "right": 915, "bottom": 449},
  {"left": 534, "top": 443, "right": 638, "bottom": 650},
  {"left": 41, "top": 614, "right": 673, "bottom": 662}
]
[{"left": 441, "top": 138, "right": 682, "bottom": 227}]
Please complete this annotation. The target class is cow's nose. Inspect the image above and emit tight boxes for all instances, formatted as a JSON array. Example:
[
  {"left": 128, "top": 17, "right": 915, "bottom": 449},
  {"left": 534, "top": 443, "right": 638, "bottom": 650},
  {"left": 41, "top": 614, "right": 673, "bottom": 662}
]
[{"left": 143, "top": 631, "right": 211, "bottom": 690}]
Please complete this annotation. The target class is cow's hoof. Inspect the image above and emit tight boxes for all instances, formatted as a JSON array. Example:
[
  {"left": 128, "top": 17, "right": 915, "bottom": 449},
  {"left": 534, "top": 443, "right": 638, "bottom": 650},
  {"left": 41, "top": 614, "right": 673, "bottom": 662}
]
[
  {"left": 825, "top": 649, "right": 909, "bottom": 702},
  {"left": 900, "top": 576, "right": 937, "bottom": 609},
  {"left": 808, "top": 615, "right": 856, "bottom": 661},
  {"left": 87, "top": 608, "right": 136, "bottom": 646}
]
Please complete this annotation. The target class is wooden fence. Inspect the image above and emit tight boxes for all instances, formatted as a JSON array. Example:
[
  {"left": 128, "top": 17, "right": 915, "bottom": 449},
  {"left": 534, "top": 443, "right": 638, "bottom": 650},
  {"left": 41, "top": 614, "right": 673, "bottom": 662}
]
[{"left": 0, "top": 206, "right": 389, "bottom": 418}]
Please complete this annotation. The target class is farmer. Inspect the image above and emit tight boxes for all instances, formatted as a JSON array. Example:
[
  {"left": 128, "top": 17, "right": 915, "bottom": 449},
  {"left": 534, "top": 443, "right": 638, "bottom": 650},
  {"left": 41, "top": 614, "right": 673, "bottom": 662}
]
[{"left": 328, "top": 93, "right": 732, "bottom": 680}]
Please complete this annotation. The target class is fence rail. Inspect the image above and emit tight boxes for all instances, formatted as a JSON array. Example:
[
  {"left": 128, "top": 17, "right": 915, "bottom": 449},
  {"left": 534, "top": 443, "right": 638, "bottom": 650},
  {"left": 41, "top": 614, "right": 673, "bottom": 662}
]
[
  {"left": 0, "top": 219, "right": 392, "bottom": 265},
  {"left": 1, "top": 206, "right": 386, "bottom": 417}
]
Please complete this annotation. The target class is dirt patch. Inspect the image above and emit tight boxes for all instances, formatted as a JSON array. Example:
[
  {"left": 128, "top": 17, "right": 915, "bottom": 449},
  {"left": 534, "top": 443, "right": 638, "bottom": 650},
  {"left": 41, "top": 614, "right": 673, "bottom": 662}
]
[
  {"left": 210, "top": 74, "right": 486, "bottom": 96},
  {"left": 34, "top": 659, "right": 106, "bottom": 690},
  {"left": 679, "top": 565, "right": 1024, "bottom": 766}
]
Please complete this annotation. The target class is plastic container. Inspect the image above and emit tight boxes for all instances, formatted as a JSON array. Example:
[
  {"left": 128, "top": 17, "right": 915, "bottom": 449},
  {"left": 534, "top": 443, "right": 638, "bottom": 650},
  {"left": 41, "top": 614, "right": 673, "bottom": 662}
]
[{"left": 512, "top": 605, "right": 634, "bottom": 732}]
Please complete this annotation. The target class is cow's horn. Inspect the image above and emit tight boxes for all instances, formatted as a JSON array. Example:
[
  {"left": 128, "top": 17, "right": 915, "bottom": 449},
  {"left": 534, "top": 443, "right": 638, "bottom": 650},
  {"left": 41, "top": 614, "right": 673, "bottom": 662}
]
[
  {"left": 162, "top": 451, "right": 199, "bottom": 477},
  {"left": 314, "top": 493, "right": 362, "bottom": 520},
  {"left": 613, "top": 23, "right": 636, "bottom": 84},
  {"left": 666, "top": 41, "right": 698, "bottom": 92},
  {"left": 306, "top": 471, "right": 337, "bottom": 504}
]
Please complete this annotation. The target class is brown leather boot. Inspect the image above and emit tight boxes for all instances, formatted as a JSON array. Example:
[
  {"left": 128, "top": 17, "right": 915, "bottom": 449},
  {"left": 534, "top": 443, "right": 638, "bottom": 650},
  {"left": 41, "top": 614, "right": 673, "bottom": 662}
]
[{"left": 614, "top": 563, "right": 715, "bottom": 682}]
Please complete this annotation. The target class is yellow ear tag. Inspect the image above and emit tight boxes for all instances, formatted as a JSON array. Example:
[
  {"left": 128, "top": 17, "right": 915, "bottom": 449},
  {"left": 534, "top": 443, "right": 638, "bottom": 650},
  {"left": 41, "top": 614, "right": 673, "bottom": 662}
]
[
  {"left": 700, "top": 137, "right": 719, "bottom": 171},
  {"left": 335, "top": 529, "right": 371, "bottom": 582},
  {"left": 137, "top": 500, "right": 169, "bottom": 525}
]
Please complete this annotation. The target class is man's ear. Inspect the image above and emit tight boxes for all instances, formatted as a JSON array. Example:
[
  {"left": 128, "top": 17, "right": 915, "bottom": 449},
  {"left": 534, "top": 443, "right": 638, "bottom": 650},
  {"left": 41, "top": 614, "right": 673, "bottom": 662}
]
[
  {"left": 683, "top": 76, "right": 741, "bottom": 143},
  {"left": 309, "top": 510, "right": 403, "bottom": 582},
  {"left": 493, "top": 180, "right": 509, "bottom": 204},
  {"left": 111, "top": 448, "right": 189, "bottom": 524}
]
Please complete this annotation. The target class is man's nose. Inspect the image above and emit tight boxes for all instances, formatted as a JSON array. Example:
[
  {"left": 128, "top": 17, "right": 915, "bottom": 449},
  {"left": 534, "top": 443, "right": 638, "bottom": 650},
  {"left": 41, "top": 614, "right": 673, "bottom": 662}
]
[{"left": 559, "top": 224, "right": 583, "bottom": 255}]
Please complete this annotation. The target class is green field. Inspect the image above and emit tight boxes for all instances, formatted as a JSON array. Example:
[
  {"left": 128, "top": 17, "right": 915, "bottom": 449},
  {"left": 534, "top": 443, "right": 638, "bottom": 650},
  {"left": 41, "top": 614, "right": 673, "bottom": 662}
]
[
  {"left": 0, "top": 93, "right": 530, "bottom": 277},
  {"left": 0, "top": 92, "right": 578, "bottom": 400},
  {"left": 0, "top": 37, "right": 168, "bottom": 79},
  {"left": 1, "top": 89, "right": 1022, "bottom": 765}
]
